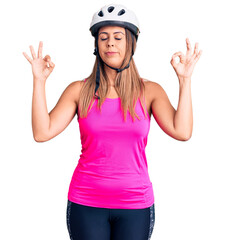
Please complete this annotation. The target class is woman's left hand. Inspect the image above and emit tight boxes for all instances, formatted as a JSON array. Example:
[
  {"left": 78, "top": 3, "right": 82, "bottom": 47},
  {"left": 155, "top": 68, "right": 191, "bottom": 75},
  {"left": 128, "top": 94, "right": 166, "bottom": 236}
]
[{"left": 170, "top": 38, "right": 202, "bottom": 81}]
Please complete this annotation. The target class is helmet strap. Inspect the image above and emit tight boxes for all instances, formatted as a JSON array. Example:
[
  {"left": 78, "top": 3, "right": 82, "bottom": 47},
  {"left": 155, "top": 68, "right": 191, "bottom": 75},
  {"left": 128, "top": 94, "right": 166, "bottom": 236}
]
[{"left": 93, "top": 48, "right": 100, "bottom": 99}]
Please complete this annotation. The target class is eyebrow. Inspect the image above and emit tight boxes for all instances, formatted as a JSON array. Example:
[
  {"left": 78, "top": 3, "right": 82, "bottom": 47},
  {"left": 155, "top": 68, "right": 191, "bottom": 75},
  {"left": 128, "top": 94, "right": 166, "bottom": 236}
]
[{"left": 99, "top": 31, "right": 125, "bottom": 35}]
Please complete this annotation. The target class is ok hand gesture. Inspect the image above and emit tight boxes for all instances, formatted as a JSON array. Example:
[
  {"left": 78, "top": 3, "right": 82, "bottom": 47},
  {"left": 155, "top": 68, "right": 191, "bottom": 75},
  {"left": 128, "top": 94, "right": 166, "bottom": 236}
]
[
  {"left": 23, "top": 41, "right": 55, "bottom": 82},
  {"left": 170, "top": 38, "right": 202, "bottom": 82}
]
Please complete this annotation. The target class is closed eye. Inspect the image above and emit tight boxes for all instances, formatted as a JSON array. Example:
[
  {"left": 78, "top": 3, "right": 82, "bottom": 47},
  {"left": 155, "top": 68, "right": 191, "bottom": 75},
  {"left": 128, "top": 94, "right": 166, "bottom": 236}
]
[{"left": 100, "top": 38, "right": 122, "bottom": 41}]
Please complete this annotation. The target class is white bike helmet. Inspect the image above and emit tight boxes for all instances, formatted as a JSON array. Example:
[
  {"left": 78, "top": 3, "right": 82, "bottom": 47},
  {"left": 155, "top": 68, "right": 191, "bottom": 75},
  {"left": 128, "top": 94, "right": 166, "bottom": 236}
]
[{"left": 90, "top": 4, "right": 140, "bottom": 40}]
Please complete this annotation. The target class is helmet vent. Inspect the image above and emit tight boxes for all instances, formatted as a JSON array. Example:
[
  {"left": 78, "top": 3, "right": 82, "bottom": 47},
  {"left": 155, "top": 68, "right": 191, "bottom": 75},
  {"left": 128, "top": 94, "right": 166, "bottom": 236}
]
[
  {"left": 108, "top": 6, "right": 115, "bottom": 13},
  {"left": 118, "top": 9, "right": 125, "bottom": 16},
  {"left": 98, "top": 10, "right": 104, "bottom": 17}
]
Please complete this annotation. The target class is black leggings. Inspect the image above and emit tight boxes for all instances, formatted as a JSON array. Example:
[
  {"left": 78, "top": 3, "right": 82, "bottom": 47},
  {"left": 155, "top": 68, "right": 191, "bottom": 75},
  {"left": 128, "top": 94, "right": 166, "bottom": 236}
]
[{"left": 66, "top": 200, "right": 155, "bottom": 240}]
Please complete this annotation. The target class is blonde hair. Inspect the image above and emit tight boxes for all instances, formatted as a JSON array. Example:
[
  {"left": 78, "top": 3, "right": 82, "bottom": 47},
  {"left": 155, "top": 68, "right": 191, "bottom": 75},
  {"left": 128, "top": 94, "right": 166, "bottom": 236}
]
[{"left": 78, "top": 28, "right": 148, "bottom": 122}]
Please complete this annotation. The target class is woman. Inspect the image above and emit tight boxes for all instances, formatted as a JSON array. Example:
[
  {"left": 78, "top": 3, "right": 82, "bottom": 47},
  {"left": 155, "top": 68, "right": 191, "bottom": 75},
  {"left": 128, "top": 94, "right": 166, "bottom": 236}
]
[{"left": 23, "top": 3, "right": 202, "bottom": 240}]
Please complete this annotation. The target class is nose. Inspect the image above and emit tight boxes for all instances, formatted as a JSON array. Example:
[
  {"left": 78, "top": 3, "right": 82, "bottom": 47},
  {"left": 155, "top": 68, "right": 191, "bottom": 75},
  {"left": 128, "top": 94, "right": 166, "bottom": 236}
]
[
  {"left": 108, "top": 43, "right": 114, "bottom": 47},
  {"left": 107, "top": 36, "right": 115, "bottom": 47}
]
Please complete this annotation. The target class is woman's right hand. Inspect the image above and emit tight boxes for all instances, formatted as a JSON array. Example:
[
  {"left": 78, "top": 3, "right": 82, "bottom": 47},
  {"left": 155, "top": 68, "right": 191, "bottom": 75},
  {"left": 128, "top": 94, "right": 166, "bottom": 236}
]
[{"left": 23, "top": 41, "right": 55, "bottom": 82}]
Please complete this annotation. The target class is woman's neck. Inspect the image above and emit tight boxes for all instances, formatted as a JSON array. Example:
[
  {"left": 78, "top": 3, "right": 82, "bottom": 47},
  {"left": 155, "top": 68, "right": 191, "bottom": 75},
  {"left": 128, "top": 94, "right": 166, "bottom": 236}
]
[{"left": 104, "top": 65, "right": 118, "bottom": 86}]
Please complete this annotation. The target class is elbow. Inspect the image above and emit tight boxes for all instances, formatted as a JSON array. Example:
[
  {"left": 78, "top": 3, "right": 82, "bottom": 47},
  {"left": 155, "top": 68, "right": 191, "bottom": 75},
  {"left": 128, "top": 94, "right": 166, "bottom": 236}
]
[
  {"left": 33, "top": 132, "right": 40, "bottom": 142},
  {"left": 180, "top": 132, "right": 192, "bottom": 141},
  {"left": 173, "top": 128, "right": 192, "bottom": 141},
  {"left": 33, "top": 133, "right": 49, "bottom": 143},
  {"left": 33, "top": 135, "right": 44, "bottom": 142}
]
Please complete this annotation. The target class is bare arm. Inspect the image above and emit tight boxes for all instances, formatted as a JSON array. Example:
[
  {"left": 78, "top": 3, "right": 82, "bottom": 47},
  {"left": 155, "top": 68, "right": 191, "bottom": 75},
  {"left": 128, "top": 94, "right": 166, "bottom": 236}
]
[
  {"left": 148, "top": 38, "right": 202, "bottom": 141},
  {"left": 46, "top": 81, "right": 81, "bottom": 142},
  {"left": 23, "top": 41, "right": 81, "bottom": 142},
  {"left": 173, "top": 80, "right": 193, "bottom": 140},
  {"left": 32, "top": 80, "right": 81, "bottom": 142},
  {"left": 150, "top": 81, "right": 192, "bottom": 141},
  {"left": 32, "top": 79, "right": 50, "bottom": 141}
]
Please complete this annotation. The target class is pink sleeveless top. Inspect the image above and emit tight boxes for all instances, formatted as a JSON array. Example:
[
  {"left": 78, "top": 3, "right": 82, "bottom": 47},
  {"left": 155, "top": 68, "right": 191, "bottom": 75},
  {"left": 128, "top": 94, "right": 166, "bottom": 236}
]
[{"left": 68, "top": 80, "right": 155, "bottom": 209}]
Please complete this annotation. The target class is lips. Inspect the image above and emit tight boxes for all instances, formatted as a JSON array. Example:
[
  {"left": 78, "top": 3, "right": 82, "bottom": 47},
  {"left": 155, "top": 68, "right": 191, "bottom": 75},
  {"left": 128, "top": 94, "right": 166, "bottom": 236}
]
[{"left": 106, "top": 52, "right": 117, "bottom": 56}]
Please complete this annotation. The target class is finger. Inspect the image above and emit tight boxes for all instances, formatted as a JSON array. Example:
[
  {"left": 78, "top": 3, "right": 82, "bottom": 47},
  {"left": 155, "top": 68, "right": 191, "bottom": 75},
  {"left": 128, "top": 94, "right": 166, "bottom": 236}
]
[
  {"left": 186, "top": 38, "right": 192, "bottom": 57},
  {"left": 171, "top": 52, "right": 181, "bottom": 64},
  {"left": 172, "top": 51, "right": 184, "bottom": 57},
  {"left": 194, "top": 50, "right": 203, "bottom": 63},
  {"left": 171, "top": 54, "right": 180, "bottom": 66},
  {"left": 194, "top": 42, "right": 199, "bottom": 55},
  {"left": 49, "top": 61, "right": 55, "bottom": 68},
  {"left": 29, "top": 45, "right": 37, "bottom": 59},
  {"left": 22, "top": 52, "right": 32, "bottom": 64},
  {"left": 38, "top": 41, "right": 43, "bottom": 59},
  {"left": 47, "top": 62, "right": 55, "bottom": 73},
  {"left": 171, "top": 51, "right": 185, "bottom": 63},
  {"left": 170, "top": 57, "right": 177, "bottom": 67},
  {"left": 43, "top": 55, "right": 51, "bottom": 62},
  {"left": 190, "top": 43, "right": 199, "bottom": 62}
]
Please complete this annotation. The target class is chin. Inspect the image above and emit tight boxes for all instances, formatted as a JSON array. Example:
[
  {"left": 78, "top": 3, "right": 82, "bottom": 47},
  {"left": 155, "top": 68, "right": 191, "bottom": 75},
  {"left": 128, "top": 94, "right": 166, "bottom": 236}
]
[{"left": 104, "top": 60, "right": 123, "bottom": 69}]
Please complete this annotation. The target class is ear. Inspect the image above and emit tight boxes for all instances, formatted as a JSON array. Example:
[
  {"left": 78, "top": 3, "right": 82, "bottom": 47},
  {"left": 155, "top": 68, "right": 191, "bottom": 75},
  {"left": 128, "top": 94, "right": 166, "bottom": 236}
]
[
  {"left": 93, "top": 35, "right": 99, "bottom": 56},
  {"left": 93, "top": 48, "right": 98, "bottom": 56}
]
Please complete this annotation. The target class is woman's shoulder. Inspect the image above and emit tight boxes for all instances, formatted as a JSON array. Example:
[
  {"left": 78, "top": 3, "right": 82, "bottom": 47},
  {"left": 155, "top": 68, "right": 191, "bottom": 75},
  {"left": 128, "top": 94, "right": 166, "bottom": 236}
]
[
  {"left": 63, "top": 79, "right": 85, "bottom": 105},
  {"left": 142, "top": 78, "right": 162, "bottom": 90},
  {"left": 65, "top": 80, "right": 84, "bottom": 93},
  {"left": 141, "top": 78, "right": 165, "bottom": 102},
  {"left": 69, "top": 79, "right": 85, "bottom": 85}
]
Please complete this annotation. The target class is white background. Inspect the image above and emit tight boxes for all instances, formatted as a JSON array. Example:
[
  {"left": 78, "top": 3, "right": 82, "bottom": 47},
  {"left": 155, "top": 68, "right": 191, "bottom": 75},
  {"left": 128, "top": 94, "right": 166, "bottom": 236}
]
[{"left": 1, "top": 0, "right": 224, "bottom": 239}]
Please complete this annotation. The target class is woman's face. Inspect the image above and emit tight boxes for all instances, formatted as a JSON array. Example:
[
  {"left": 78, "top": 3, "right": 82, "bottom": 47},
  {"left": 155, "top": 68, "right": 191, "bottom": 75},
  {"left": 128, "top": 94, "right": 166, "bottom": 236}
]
[{"left": 97, "top": 26, "right": 126, "bottom": 69}]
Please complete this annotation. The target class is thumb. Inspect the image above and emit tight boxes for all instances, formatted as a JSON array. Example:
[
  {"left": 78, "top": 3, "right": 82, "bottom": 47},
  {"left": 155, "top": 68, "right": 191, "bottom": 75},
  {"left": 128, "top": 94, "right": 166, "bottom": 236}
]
[
  {"left": 170, "top": 52, "right": 184, "bottom": 66},
  {"left": 48, "top": 61, "right": 55, "bottom": 69},
  {"left": 170, "top": 54, "right": 178, "bottom": 68}
]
